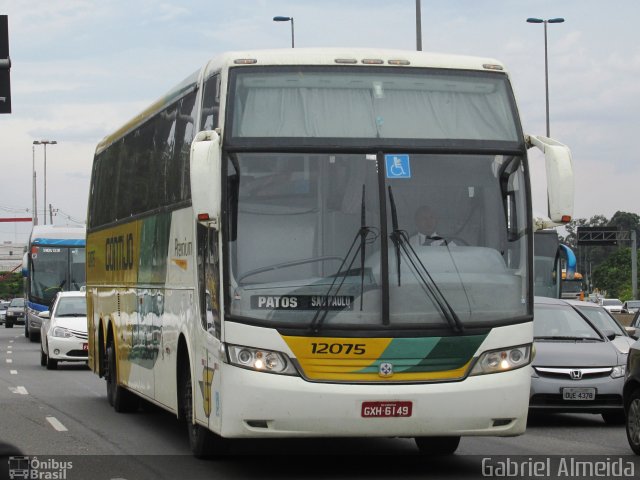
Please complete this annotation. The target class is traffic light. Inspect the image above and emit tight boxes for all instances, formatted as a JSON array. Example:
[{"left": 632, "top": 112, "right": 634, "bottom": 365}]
[{"left": 0, "top": 15, "right": 11, "bottom": 114}]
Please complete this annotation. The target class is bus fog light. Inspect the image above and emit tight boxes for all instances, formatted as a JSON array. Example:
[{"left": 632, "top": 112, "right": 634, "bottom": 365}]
[
  {"left": 470, "top": 345, "right": 531, "bottom": 376},
  {"left": 54, "top": 349, "right": 60, "bottom": 355},
  {"left": 226, "top": 344, "right": 298, "bottom": 376}
]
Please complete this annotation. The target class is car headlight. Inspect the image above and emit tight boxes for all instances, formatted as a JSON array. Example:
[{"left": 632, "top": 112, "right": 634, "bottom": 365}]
[
  {"left": 611, "top": 365, "right": 626, "bottom": 379},
  {"left": 52, "top": 326, "right": 72, "bottom": 338},
  {"left": 470, "top": 345, "right": 532, "bottom": 376},
  {"left": 226, "top": 344, "right": 298, "bottom": 375}
]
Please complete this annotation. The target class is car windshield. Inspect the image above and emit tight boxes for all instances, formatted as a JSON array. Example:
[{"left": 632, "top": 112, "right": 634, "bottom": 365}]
[
  {"left": 626, "top": 301, "right": 640, "bottom": 308},
  {"left": 534, "top": 303, "right": 602, "bottom": 340},
  {"left": 54, "top": 297, "right": 87, "bottom": 317},
  {"left": 10, "top": 298, "right": 24, "bottom": 307},
  {"left": 574, "top": 306, "right": 625, "bottom": 336},
  {"left": 603, "top": 299, "right": 622, "bottom": 306}
]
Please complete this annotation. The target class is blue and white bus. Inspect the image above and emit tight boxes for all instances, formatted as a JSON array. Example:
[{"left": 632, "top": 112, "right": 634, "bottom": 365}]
[{"left": 23, "top": 225, "right": 86, "bottom": 341}]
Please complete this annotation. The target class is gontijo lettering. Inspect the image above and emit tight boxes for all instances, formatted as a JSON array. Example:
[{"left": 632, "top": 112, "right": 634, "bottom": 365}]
[{"left": 105, "top": 233, "right": 134, "bottom": 271}]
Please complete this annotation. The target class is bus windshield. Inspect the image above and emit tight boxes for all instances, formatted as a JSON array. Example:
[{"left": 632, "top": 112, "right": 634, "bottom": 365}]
[
  {"left": 229, "top": 66, "right": 519, "bottom": 143},
  {"left": 30, "top": 246, "right": 86, "bottom": 306},
  {"left": 225, "top": 67, "right": 528, "bottom": 331},
  {"left": 226, "top": 152, "right": 528, "bottom": 330}
]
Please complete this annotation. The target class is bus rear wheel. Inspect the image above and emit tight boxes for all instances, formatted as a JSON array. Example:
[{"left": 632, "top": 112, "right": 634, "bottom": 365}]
[
  {"left": 415, "top": 436, "right": 461, "bottom": 455},
  {"left": 105, "top": 343, "right": 139, "bottom": 413},
  {"left": 180, "top": 360, "right": 228, "bottom": 458}
]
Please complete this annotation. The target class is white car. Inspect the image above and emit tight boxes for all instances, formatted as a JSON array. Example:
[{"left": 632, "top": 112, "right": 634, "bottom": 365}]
[
  {"left": 39, "top": 291, "right": 88, "bottom": 370},
  {"left": 599, "top": 298, "right": 623, "bottom": 314}
]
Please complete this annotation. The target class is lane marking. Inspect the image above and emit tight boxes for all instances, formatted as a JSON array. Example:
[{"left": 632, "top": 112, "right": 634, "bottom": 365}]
[
  {"left": 9, "top": 386, "right": 28, "bottom": 395},
  {"left": 10, "top": 370, "right": 17, "bottom": 375},
  {"left": 6, "top": 359, "right": 12, "bottom": 364},
  {"left": 9, "top": 340, "right": 13, "bottom": 343},
  {"left": 46, "top": 416, "right": 68, "bottom": 432}
]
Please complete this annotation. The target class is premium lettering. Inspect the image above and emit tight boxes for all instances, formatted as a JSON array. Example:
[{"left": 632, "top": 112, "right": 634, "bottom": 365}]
[{"left": 175, "top": 238, "right": 193, "bottom": 257}]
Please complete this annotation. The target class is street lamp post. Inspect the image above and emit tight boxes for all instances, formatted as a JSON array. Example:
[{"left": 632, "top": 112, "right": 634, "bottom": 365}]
[
  {"left": 33, "top": 139, "right": 57, "bottom": 225},
  {"left": 273, "top": 16, "right": 294, "bottom": 48},
  {"left": 416, "top": 0, "right": 422, "bottom": 51},
  {"left": 526, "top": 17, "right": 565, "bottom": 137},
  {"left": 31, "top": 145, "right": 37, "bottom": 226}
]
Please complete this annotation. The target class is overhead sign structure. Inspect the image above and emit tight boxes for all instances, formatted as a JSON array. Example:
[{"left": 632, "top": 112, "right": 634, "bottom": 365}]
[
  {"left": 576, "top": 226, "right": 621, "bottom": 246},
  {"left": 0, "top": 15, "right": 11, "bottom": 114}
]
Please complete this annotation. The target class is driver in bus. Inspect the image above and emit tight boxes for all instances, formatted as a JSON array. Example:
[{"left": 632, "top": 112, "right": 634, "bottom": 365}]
[{"left": 409, "top": 205, "right": 457, "bottom": 247}]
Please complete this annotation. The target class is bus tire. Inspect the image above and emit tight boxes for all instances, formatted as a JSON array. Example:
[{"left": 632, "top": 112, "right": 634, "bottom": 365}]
[
  {"left": 180, "top": 359, "right": 228, "bottom": 458},
  {"left": 106, "top": 343, "right": 139, "bottom": 413},
  {"left": 414, "top": 436, "right": 461, "bottom": 455}
]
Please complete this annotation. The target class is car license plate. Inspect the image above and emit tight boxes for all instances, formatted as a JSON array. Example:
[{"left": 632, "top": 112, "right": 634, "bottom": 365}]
[
  {"left": 82, "top": 343, "right": 88, "bottom": 351},
  {"left": 562, "top": 387, "right": 595, "bottom": 400},
  {"left": 361, "top": 401, "right": 412, "bottom": 418}
]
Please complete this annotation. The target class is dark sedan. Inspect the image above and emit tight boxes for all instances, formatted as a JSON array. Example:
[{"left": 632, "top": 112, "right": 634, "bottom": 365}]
[{"left": 624, "top": 338, "right": 640, "bottom": 454}]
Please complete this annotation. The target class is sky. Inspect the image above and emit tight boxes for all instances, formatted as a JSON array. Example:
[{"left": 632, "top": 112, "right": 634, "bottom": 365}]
[{"left": 0, "top": 0, "right": 639, "bottom": 244}]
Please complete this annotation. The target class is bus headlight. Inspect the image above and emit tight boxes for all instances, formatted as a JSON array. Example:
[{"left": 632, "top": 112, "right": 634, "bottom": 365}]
[
  {"left": 470, "top": 345, "right": 531, "bottom": 376},
  {"left": 226, "top": 344, "right": 298, "bottom": 376}
]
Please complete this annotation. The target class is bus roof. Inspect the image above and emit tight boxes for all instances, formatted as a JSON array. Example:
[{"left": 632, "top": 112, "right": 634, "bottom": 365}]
[
  {"left": 29, "top": 225, "right": 86, "bottom": 244},
  {"left": 95, "top": 48, "right": 508, "bottom": 156},
  {"left": 202, "top": 48, "right": 506, "bottom": 74}
]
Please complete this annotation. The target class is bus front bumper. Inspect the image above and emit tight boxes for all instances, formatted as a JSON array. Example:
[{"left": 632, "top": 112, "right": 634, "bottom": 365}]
[{"left": 216, "top": 364, "right": 531, "bottom": 438}]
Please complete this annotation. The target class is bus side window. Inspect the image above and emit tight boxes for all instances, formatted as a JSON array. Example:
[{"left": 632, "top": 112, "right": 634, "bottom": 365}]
[{"left": 200, "top": 73, "right": 220, "bottom": 131}]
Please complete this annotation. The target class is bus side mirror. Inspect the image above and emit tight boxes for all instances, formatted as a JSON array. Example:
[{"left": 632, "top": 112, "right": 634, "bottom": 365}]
[
  {"left": 527, "top": 135, "right": 574, "bottom": 226},
  {"left": 191, "top": 130, "right": 221, "bottom": 229},
  {"left": 22, "top": 252, "right": 29, "bottom": 278}
]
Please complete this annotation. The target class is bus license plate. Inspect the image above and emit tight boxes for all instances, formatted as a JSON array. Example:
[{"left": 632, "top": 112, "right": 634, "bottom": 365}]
[
  {"left": 82, "top": 343, "right": 88, "bottom": 351},
  {"left": 562, "top": 387, "right": 595, "bottom": 401},
  {"left": 361, "top": 401, "right": 412, "bottom": 418}
]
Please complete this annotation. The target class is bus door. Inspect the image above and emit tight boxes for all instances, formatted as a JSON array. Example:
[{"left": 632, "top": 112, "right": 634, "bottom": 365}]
[{"left": 196, "top": 224, "right": 223, "bottom": 431}]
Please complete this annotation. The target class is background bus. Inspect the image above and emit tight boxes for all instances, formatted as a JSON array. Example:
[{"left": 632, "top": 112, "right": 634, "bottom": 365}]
[
  {"left": 561, "top": 270, "right": 584, "bottom": 300},
  {"left": 86, "top": 48, "right": 573, "bottom": 456},
  {"left": 23, "top": 225, "right": 86, "bottom": 342},
  {"left": 534, "top": 229, "right": 577, "bottom": 299}
]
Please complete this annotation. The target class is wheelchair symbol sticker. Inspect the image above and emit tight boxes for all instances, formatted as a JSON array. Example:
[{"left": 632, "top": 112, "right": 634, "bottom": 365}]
[{"left": 385, "top": 154, "right": 411, "bottom": 179}]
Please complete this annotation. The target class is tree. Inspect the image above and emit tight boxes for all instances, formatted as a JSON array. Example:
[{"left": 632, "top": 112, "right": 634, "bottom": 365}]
[
  {"left": 0, "top": 272, "right": 23, "bottom": 298},
  {"left": 592, "top": 247, "right": 639, "bottom": 300}
]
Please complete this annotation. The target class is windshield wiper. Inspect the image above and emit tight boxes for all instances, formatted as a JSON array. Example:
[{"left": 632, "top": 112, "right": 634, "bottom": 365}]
[
  {"left": 309, "top": 185, "right": 376, "bottom": 334},
  {"left": 387, "top": 186, "right": 464, "bottom": 334}
]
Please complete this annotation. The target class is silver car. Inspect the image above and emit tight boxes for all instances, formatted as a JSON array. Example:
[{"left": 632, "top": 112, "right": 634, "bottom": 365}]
[
  {"left": 530, "top": 296, "right": 627, "bottom": 424},
  {"left": 0, "top": 300, "right": 9, "bottom": 325},
  {"left": 622, "top": 300, "right": 640, "bottom": 314},
  {"left": 565, "top": 299, "right": 638, "bottom": 349}
]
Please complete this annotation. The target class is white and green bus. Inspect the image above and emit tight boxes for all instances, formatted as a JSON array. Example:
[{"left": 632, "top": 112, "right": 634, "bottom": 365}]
[{"left": 86, "top": 48, "right": 574, "bottom": 456}]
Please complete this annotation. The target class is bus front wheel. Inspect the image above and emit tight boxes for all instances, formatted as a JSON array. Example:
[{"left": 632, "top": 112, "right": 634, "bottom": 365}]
[
  {"left": 105, "top": 343, "right": 139, "bottom": 413},
  {"left": 180, "top": 360, "right": 228, "bottom": 458},
  {"left": 415, "top": 436, "right": 461, "bottom": 455}
]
